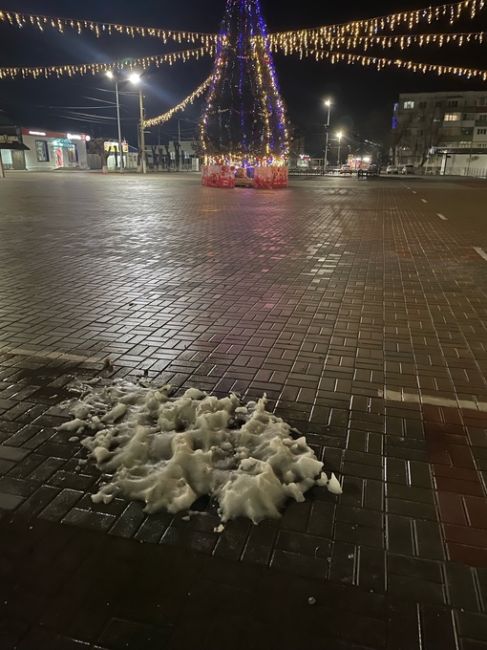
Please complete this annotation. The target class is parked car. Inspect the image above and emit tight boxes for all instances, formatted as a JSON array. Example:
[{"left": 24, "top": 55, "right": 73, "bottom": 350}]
[
  {"left": 366, "top": 164, "right": 379, "bottom": 176},
  {"left": 401, "top": 164, "right": 415, "bottom": 175},
  {"left": 386, "top": 165, "right": 399, "bottom": 174},
  {"left": 339, "top": 165, "right": 353, "bottom": 175}
]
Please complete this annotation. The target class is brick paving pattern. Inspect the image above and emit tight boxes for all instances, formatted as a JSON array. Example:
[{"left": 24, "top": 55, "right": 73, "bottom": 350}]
[{"left": 1, "top": 172, "right": 487, "bottom": 649}]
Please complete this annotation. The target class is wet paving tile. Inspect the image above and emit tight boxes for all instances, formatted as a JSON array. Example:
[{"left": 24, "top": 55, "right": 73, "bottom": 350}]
[{"left": 1, "top": 173, "right": 487, "bottom": 647}]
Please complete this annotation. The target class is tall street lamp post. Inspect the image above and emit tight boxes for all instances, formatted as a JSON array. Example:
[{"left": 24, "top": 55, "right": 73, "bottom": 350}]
[
  {"left": 336, "top": 130, "right": 344, "bottom": 167},
  {"left": 105, "top": 70, "right": 124, "bottom": 172},
  {"left": 324, "top": 99, "right": 332, "bottom": 174},
  {"left": 129, "top": 72, "right": 147, "bottom": 174}
]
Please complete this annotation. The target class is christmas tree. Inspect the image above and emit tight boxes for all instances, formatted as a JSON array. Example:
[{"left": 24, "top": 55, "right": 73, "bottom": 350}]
[{"left": 199, "top": 0, "right": 289, "bottom": 165}]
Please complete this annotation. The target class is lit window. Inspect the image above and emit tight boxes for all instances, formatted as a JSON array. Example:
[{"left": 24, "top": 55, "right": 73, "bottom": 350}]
[
  {"left": 403, "top": 101, "right": 415, "bottom": 109},
  {"left": 444, "top": 113, "right": 461, "bottom": 122},
  {"left": 35, "top": 140, "right": 49, "bottom": 162}
]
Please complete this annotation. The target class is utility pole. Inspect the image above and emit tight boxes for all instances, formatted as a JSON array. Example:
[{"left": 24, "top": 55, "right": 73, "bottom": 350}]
[
  {"left": 138, "top": 87, "right": 147, "bottom": 174},
  {"left": 337, "top": 131, "right": 344, "bottom": 167},
  {"left": 115, "top": 79, "right": 124, "bottom": 172},
  {"left": 0, "top": 152, "right": 5, "bottom": 179},
  {"left": 105, "top": 71, "right": 124, "bottom": 172},
  {"left": 178, "top": 119, "right": 182, "bottom": 172},
  {"left": 158, "top": 125, "right": 162, "bottom": 171},
  {"left": 324, "top": 99, "right": 332, "bottom": 174}
]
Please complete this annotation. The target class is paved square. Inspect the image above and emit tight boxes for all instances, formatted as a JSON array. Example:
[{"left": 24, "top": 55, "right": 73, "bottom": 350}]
[{"left": 1, "top": 172, "right": 487, "bottom": 649}]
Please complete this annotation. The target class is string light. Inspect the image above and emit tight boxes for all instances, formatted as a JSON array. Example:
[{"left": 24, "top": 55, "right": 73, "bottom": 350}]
[
  {"left": 337, "top": 30, "right": 485, "bottom": 51},
  {"left": 309, "top": 48, "right": 487, "bottom": 81},
  {"left": 144, "top": 76, "right": 212, "bottom": 127},
  {"left": 0, "top": 0, "right": 485, "bottom": 135},
  {"left": 269, "top": 0, "right": 486, "bottom": 53},
  {"left": 0, "top": 46, "right": 213, "bottom": 80},
  {"left": 274, "top": 31, "right": 486, "bottom": 56},
  {"left": 0, "top": 9, "right": 217, "bottom": 47}
]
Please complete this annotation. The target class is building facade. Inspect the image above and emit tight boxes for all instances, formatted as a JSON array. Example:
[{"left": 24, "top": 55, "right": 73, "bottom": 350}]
[
  {"left": 392, "top": 91, "right": 487, "bottom": 177},
  {"left": 143, "top": 141, "right": 200, "bottom": 171},
  {"left": 0, "top": 125, "right": 90, "bottom": 171}
]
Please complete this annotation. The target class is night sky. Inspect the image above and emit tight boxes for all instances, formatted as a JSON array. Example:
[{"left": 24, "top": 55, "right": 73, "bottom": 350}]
[{"left": 1, "top": 0, "right": 486, "bottom": 155}]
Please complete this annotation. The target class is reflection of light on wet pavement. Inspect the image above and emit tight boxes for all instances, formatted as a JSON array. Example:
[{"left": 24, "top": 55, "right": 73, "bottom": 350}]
[
  {"left": 383, "top": 388, "right": 487, "bottom": 413},
  {"left": 473, "top": 246, "right": 487, "bottom": 262}
]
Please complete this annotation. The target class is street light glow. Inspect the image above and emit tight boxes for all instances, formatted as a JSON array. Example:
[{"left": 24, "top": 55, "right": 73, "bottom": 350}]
[
  {"left": 324, "top": 99, "right": 332, "bottom": 107},
  {"left": 105, "top": 70, "right": 114, "bottom": 79},
  {"left": 128, "top": 71, "right": 141, "bottom": 85},
  {"left": 336, "top": 130, "right": 344, "bottom": 141}
]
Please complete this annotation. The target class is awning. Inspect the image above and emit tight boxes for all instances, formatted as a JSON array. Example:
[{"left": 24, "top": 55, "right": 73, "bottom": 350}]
[{"left": 0, "top": 141, "right": 30, "bottom": 151}]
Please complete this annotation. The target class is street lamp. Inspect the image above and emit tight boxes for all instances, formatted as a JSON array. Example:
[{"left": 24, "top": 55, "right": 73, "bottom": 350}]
[
  {"left": 128, "top": 72, "right": 147, "bottom": 174},
  {"left": 336, "top": 131, "right": 344, "bottom": 167},
  {"left": 105, "top": 70, "right": 124, "bottom": 172},
  {"left": 324, "top": 99, "right": 332, "bottom": 174}
]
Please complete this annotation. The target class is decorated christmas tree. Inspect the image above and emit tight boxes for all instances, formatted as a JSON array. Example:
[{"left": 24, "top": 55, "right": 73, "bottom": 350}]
[{"left": 199, "top": 0, "right": 289, "bottom": 166}]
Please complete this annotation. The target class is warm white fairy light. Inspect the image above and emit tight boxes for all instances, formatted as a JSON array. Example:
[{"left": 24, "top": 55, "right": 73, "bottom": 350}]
[
  {"left": 0, "top": 1, "right": 485, "bottom": 88},
  {"left": 0, "top": 46, "right": 214, "bottom": 80},
  {"left": 0, "top": 8, "right": 217, "bottom": 47},
  {"left": 144, "top": 76, "right": 212, "bottom": 127},
  {"left": 269, "top": 0, "right": 486, "bottom": 52},
  {"left": 272, "top": 30, "right": 486, "bottom": 55},
  {"left": 309, "top": 48, "right": 487, "bottom": 81}
]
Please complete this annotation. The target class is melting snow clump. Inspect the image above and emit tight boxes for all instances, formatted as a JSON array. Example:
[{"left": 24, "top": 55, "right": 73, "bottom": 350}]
[{"left": 61, "top": 381, "right": 342, "bottom": 524}]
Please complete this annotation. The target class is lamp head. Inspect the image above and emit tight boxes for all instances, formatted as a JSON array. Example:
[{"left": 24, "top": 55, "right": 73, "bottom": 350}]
[{"left": 128, "top": 71, "right": 142, "bottom": 85}]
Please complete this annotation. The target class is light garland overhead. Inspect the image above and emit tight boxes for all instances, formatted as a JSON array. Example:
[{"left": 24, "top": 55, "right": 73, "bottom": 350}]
[
  {"left": 144, "top": 76, "right": 212, "bottom": 127},
  {"left": 0, "top": 0, "right": 485, "bottom": 153},
  {"left": 269, "top": 0, "right": 486, "bottom": 52},
  {"left": 273, "top": 31, "right": 486, "bottom": 56},
  {"left": 314, "top": 48, "right": 487, "bottom": 81},
  {"left": 0, "top": 9, "right": 217, "bottom": 46},
  {"left": 0, "top": 47, "right": 212, "bottom": 80}
]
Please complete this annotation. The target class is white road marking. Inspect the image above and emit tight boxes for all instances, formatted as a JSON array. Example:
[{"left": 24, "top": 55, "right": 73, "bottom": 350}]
[
  {"left": 383, "top": 389, "right": 487, "bottom": 412},
  {"left": 437, "top": 213, "right": 448, "bottom": 221},
  {"left": 421, "top": 198, "right": 428, "bottom": 203},
  {"left": 0, "top": 345, "right": 104, "bottom": 364},
  {"left": 474, "top": 246, "right": 487, "bottom": 262}
]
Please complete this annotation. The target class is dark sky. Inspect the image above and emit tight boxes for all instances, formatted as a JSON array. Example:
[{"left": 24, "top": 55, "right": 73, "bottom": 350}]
[{"left": 1, "top": 0, "right": 486, "bottom": 154}]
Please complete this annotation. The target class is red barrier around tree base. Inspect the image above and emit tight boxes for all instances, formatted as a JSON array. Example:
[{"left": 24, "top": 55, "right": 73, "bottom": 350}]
[
  {"left": 201, "top": 165, "right": 288, "bottom": 189},
  {"left": 253, "top": 166, "right": 288, "bottom": 189},
  {"left": 201, "top": 165, "right": 236, "bottom": 188}
]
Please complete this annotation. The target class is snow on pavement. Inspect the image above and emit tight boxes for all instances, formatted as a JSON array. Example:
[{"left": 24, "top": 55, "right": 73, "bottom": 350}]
[{"left": 60, "top": 381, "right": 342, "bottom": 524}]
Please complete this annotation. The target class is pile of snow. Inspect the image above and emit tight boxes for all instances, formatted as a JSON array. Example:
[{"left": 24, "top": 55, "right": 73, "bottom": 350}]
[{"left": 60, "top": 381, "right": 342, "bottom": 524}]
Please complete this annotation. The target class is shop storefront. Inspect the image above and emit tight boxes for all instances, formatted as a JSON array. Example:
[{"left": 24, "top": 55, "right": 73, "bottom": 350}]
[
  {"left": 21, "top": 128, "right": 90, "bottom": 171},
  {"left": 0, "top": 140, "right": 29, "bottom": 170}
]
